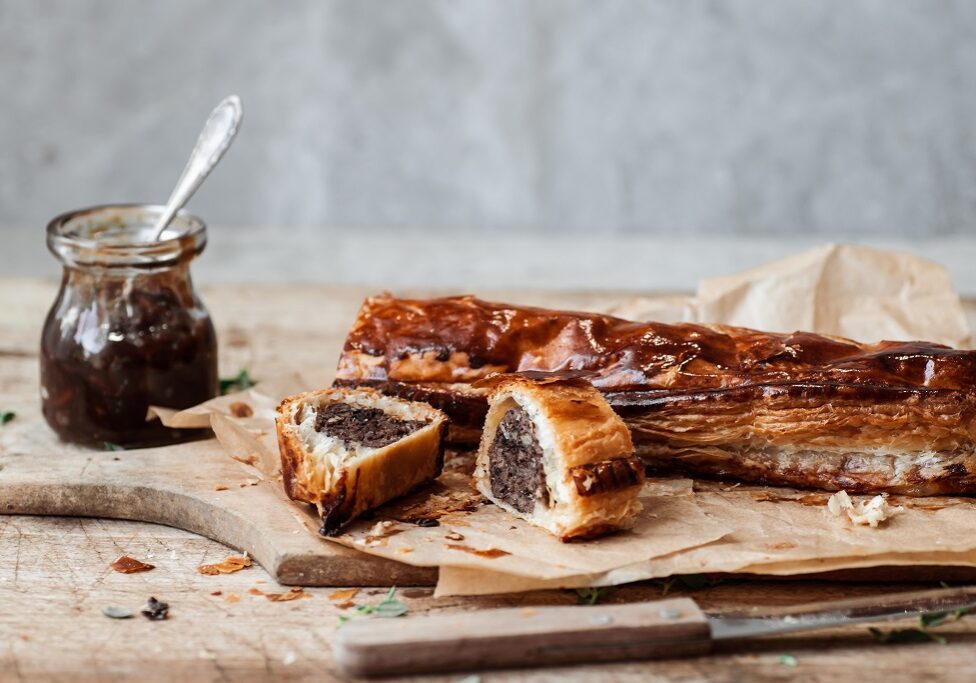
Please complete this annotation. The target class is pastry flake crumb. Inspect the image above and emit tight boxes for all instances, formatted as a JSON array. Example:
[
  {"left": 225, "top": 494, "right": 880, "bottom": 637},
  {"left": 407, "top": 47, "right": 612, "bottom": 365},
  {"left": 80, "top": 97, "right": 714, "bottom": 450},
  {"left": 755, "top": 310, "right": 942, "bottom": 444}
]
[
  {"left": 229, "top": 401, "right": 254, "bottom": 418},
  {"left": 197, "top": 554, "right": 252, "bottom": 575},
  {"left": 224, "top": 593, "right": 241, "bottom": 603},
  {"left": 827, "top": 490, "right": 903, "bottom": 527},
  {"left": 110, "top": 555, "right": 155, "bottom": 574},
  {"left": 264, "top": 587, "right": 312, "bottom": 602},
  {"left": 327, "top": 588, "right": 359, "bottom": 602}
]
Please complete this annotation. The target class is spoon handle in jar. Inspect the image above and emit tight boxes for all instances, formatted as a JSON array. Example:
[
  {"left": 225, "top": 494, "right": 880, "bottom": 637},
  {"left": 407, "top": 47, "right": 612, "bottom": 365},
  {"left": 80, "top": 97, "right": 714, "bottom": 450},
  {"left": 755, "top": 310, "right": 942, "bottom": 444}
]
[{"left": 150, "top": 95, "right": 243, "bottom": 241}]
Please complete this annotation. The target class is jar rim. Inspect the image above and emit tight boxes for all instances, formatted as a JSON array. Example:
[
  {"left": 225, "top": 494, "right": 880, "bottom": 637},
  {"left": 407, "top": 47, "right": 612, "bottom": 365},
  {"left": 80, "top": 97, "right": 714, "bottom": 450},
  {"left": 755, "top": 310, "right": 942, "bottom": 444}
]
[{"left": 47, "top": 203, "right": 207, "bottom": 270}]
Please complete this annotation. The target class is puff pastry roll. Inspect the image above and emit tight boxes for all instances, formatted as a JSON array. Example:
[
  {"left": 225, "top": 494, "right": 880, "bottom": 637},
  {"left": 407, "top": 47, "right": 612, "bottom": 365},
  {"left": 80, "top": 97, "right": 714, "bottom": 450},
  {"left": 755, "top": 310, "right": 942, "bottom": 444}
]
[
  {"left": 473, "top": 375, "right": 644, "bottom": 540},
  {"left": 335, "top": 295, "right": 976, "bottom": 495},
  {"left": 276, "top": 387, "right": 447, "bottom": 535}
]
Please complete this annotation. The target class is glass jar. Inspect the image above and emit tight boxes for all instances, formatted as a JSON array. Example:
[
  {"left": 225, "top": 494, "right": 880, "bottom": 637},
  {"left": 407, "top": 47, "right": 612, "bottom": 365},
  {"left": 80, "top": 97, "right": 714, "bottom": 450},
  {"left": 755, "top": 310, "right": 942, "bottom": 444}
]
[{"left": 41, "top": 204, "right": 218, "bottom": 448}]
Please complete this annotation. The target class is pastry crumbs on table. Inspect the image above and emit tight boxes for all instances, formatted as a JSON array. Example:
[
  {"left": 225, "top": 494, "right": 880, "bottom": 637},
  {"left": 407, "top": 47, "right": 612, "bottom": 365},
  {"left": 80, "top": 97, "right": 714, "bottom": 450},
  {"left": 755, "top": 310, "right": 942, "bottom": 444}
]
[
  {"left": 110, "top": 556, "right": 155, "bottom": 574},
  {"left": 197, "top": 554, "right": 252, "bottom": 575}
]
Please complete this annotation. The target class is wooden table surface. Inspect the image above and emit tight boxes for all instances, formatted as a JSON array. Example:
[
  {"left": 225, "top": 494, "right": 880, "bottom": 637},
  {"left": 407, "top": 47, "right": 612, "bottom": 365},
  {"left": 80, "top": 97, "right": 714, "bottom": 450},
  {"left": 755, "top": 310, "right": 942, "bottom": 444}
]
[{"left": 3, "top": 279, "right": 976, "bottom": 683}]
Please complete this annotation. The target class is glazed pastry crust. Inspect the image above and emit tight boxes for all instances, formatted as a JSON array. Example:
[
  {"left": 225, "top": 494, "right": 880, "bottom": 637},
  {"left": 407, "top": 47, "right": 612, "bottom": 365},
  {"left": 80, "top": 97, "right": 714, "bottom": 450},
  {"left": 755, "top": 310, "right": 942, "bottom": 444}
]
[
  {"left": 276, "top": 387, "right": 447, "bottom": 533},
  {"left": 473, "top": 375, "right": 644, "bottom": 541},
  {"left": 335, "top": 295, "right": 976, "bottom": 495}
]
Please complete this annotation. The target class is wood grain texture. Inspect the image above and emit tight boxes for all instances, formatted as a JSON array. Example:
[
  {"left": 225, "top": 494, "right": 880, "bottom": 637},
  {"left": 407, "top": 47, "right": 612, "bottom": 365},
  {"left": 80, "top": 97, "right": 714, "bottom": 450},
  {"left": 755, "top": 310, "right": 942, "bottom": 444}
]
[
  {"left": 0, "top": 427, "right": 436, "bottom": 587},
  {"left": 3, "top": 278, "right": 976, "bottom": 682}
]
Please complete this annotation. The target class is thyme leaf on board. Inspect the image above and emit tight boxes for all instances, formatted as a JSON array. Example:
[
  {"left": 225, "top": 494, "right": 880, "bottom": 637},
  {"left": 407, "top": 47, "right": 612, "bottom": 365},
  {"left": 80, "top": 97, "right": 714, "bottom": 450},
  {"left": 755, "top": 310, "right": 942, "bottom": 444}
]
[
  {"left": 575, "top": 587, "right": 615, "bottom": 605},
  {"left": 337, "top": 587, "right": 408, "bottom": 625},
  {"left": 102, "top": 606, "right": 134, "bottom": 619},
  {"left": 0, "top": 411, "right": 15, "bottom": 425},
  {"left": 869, "top": 609, "right": 971, "bottom": 645}
]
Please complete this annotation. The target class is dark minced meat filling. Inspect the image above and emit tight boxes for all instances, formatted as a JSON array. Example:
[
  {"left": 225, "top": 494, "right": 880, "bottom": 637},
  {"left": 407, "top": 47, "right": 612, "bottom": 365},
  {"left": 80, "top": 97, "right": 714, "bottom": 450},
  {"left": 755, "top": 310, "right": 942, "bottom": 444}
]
[
  {"left": 487, "top": 405, "right": 549, "bottom": 513},
  {"left": 313, "top": 402, "right": 426, "bottom": 449}
]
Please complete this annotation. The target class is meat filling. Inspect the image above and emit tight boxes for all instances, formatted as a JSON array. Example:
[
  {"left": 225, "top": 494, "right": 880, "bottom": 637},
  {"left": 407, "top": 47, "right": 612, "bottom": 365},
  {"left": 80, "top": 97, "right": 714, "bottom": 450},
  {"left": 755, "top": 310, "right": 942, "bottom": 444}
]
[
  {"left": 314, "top": 402, "right": 426, "bottom": 449},
  {"left": 487, "top": 406, "right": 549, "bottom": 513}
]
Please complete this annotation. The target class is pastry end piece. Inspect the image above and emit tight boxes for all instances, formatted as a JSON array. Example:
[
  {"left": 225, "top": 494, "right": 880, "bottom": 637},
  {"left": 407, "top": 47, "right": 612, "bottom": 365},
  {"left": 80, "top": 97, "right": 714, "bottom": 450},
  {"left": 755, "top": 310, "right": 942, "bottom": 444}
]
[{"left": 275, "top": 387, "right": 448, "bottom": 535}]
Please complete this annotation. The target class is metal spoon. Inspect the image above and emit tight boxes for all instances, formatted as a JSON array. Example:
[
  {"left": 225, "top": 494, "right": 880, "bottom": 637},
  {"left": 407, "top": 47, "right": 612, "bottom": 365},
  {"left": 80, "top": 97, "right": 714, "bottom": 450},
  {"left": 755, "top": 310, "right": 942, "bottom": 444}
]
[{"left": 149, "top": 95, "right": 243, "bottom": 241}]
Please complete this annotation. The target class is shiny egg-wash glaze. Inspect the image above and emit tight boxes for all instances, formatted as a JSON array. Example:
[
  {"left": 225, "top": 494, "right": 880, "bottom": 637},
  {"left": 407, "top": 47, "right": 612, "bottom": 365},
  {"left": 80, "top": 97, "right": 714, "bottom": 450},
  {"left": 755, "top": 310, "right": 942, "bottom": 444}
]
[{"left": 334, "top": 295, "right": 976, "bottom": 495}]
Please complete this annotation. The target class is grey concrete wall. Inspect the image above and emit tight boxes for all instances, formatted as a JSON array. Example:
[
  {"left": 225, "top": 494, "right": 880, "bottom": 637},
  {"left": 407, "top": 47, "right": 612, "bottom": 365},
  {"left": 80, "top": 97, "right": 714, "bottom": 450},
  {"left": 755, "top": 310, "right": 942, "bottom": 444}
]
[{"left": 3, "top": 0, "right": 976, "bottom": 243}]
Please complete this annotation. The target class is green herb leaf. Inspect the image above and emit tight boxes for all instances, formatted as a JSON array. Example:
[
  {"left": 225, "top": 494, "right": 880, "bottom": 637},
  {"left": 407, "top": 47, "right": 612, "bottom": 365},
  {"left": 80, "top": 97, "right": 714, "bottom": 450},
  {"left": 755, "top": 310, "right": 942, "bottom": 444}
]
[
  {"left": 0, "top": 411, "right": 15, "bottom": 425},
  {"left": 870, "top": 606, "right": 969, "bottom": 645},
  {"left": 920, "top": 611, "right": 953, "bottom": 629},
  {"left": 778, "top": 654, "right": 798, "bottom": 667},
  {"left": 346, "top": 587, "right": 408, "bottom": 620},
  {"left": 656, "top": 577, "right": 677, "bottom": 596},
  {"left": 869, "top": 626, "right": 947, "bottom": 645},
  {"left": 220, "top": 369, "right": 256, "bottom": 395},
  {"left": 575, "top": 587, "right": 615, "bottom": 605},
  {"left": 103, "top": 442, "right": 125, "bottom": 452},
  {"left": 102, "top": 606, "right": 134, "bottom": 619},
  {"left": 375, "top": 600, "right": 409, "bottom": 618}
]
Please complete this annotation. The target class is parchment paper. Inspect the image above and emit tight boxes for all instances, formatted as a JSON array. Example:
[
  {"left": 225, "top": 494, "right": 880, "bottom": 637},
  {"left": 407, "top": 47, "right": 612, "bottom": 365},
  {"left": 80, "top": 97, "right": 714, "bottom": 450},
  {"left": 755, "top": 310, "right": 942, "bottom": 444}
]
[
  {"left": 165, "top": 245, "right": 976, "bottom": 595},
  {"left": 608, "top": 243, "right": 972, "bottom": 347}
]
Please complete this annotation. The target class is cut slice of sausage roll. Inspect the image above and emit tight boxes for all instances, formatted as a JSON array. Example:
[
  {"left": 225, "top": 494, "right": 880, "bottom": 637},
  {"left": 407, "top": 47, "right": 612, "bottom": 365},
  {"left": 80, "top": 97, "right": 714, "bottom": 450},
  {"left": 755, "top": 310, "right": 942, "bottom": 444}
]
[
  {"left": 473, "top": 375, "right": 644, "bottom": 541},
  {"left": 276, "top": 387, "right": 448, "bottom": 535}
]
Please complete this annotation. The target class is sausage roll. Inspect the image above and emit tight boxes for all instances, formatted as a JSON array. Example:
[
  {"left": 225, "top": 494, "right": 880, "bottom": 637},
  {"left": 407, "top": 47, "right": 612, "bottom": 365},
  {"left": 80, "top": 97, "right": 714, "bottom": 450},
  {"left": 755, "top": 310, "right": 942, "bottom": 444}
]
[
  {"left": 276, "top": 387, "right": 448, "bottom": 535},
  {"left": 334, "top": 295, "right": 976, "bottom": 495},
  {"left": 473, "top": 375, "right": 643, "bottom": 540}
]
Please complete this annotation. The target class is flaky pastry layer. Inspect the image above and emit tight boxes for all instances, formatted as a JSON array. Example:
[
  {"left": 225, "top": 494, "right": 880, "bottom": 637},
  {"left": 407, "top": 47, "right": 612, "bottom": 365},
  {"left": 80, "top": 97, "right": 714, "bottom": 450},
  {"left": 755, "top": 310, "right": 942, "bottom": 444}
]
[
  {"left": 473, "top": 375, "right": 643, "bottom": 540},
  {"left": 333, "top": 295, "right": 976, "bottom": 494}
]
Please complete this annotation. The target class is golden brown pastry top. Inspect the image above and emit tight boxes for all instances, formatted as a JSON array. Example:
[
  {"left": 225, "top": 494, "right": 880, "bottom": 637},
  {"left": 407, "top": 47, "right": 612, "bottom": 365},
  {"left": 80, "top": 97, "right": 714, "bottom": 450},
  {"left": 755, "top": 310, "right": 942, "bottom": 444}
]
[{"left": 336, "top": 294, "right": 976, "bottom": 397}]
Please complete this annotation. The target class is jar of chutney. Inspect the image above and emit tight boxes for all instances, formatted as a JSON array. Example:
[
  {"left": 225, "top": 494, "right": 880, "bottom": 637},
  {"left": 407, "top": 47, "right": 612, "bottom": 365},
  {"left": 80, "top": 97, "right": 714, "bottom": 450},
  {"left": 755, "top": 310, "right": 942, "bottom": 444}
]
[{"left": 41, "top": 204, "right": 218, "bottom": 448}]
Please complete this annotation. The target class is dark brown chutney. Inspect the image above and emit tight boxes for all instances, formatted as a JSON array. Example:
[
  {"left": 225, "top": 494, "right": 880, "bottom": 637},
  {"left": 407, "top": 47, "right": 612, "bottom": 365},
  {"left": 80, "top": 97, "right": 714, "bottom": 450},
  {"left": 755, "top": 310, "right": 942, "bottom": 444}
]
[{"left": 41, "top": 205, "right": 218, "bottom": 448}]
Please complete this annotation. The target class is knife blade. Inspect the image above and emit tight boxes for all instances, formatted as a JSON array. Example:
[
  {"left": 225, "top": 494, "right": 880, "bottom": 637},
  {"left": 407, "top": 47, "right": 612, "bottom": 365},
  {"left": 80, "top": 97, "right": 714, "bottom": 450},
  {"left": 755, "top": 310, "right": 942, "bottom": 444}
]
[
  {"left": 333, "top": 585, "right": 976, "bottom": 677},
  {"left": 708, "top": 585, "right": 976, "bottom": 640}
]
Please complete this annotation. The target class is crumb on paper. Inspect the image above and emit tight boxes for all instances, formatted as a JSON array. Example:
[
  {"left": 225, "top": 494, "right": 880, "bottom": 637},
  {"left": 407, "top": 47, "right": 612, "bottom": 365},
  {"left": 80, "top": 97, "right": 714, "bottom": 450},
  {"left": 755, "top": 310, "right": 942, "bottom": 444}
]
[
  {"left": 213, "top": 484, "right": 228, "bottom": 491},
  {"left": 396, "top": 546, "right": 414, "bottom": 555},
  {"left": 248, "top": 587, "right": 264, "bottom": 596},
  {"left": 210, "top": 590, "right": 223, "bottom": 596},
  {"left": 229, "top": 401, "right": 254, "bottom": 418},
  {"left": 520, "top": 608, "right": 537, "bottom": 618},
  {"left": 827, "top": 490, "right": 903, "bottom": 527},
  {"left": 328, "top": 588, "right": 360, "bottom": 602},
  {"left": 224, "top": 593, "right": 241, "bottom": 604},
  {"left": 197, "top": 554, "right": 252, "bottom": 575},
  {"left": 240, "top": 478, "right": 260, "bottom": 488},
  {"left": 110, "top": 555, "right": 155, "bottom": 574},
  {"left": 444, "top": 531, "right": 465, "bottom": 541}
]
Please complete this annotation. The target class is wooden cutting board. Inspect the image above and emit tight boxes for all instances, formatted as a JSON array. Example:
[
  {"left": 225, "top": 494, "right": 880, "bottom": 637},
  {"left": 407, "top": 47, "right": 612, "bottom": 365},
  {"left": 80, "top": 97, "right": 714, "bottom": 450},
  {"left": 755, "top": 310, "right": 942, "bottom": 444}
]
[
  {"left": 0, "top": 417, "right": 436, "bottom": 587},
  {"left": 8, "top": 415, "right": 976, "bottom": 591}
]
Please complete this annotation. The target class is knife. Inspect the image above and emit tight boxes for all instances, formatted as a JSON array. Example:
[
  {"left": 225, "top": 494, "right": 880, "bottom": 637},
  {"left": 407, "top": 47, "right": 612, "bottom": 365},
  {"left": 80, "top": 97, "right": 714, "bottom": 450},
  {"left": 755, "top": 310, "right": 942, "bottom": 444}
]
[{"left": 334, "top": 585, "right": 976, "bottom": 677}]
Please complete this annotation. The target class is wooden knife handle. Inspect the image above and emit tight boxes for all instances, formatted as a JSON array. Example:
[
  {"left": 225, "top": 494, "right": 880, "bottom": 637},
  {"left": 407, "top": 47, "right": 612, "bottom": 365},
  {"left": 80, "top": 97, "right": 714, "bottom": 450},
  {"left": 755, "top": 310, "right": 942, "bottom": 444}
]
[{"left": 333, "top": 597, "right": 712, "bottom": 677}]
